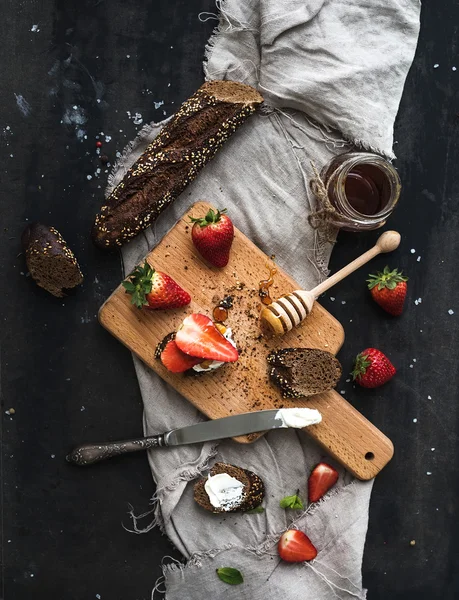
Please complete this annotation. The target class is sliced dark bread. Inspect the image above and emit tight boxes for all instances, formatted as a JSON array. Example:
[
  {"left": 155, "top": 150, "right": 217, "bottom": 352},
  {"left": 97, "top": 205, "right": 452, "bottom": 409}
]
[
  {"left": 194, "top": 462, "right": 265, "bottom": 514},
  {"left": 22, "top": 223, "right": 83, "bottom": 298},
  {"left": 154, "top": 332, "right": 176, "bottom": 359},
  {"left": 267, "top": 348, "right": 342, "bottom": 399}
]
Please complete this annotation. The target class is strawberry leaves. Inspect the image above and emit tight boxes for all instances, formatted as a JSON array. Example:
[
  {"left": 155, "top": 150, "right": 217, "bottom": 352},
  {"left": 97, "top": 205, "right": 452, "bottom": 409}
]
[
  {"left": 190, "top": 207, "right": 227, "bottom": 228},
  {"left": 122, "top": 262, "right": 154, "bottom": 308},
  {"left": 216, "top": 567, "right": 243, "bottom": 585},
  {"left": 351, "top": 353, "right": 372, "bottom": 381},
  {"left": 280, "top": 490, "right": 304, "bottom": 510},
  {"left": 367, "top": 265, "right": 408, "bottom": 291}
]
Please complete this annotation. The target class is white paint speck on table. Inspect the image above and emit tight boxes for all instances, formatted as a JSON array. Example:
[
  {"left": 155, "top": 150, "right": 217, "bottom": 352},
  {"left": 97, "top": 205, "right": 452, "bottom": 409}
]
[
  {"left": 448, "top": 309, "right": 454, "bottom": 315},
  {"left": 434, "top": 63, "right": 439, "bottom": 68},
  {"left": 410, "top": 248, "right": 416, "bottom": 253}
]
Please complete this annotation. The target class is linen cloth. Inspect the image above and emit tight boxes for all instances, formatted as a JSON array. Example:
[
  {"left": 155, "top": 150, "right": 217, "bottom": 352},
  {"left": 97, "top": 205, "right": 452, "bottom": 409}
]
[{"left": 109, "top": 1, "right": 420, "bottom": 597}]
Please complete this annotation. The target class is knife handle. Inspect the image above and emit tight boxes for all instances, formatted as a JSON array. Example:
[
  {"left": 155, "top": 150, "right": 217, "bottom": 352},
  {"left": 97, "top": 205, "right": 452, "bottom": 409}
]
[{"left": 66, "top": 434, "right": 167, "bottom": 466}]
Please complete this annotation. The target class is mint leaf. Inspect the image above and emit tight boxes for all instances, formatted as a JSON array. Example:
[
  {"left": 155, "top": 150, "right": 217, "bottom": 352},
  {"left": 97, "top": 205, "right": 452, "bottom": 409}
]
[
  {"left": 279, "top": 491, "right": 304, "bottom": 510},
  {"left": 245, "top": 506, "right": 265, "bottom": 514},
  {"left": 216, "top": 567, "right": 243, "bottom": 585}
]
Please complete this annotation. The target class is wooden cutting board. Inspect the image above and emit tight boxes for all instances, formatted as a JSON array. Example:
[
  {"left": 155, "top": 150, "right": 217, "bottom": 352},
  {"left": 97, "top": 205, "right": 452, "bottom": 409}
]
[{"left": 99, "top": 202, "right": 393, "bottom": 480}]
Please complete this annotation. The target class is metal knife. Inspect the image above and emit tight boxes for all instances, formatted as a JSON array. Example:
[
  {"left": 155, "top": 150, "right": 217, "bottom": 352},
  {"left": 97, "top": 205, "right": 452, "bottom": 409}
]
[{"left": 66, "top": 408, "right": 321, "bottom": 466}]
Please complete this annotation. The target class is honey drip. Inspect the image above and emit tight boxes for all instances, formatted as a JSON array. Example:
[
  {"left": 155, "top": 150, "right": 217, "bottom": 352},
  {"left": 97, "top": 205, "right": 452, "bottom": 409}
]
[
  {"left": 212, "top": 295, "right": 234, "bottom": 323},
  {"left": 212, "top": 305, "right": 228, "bottom": 322},
  {"left": 258, "top": 265, "right": 277, "bottom": 305}
]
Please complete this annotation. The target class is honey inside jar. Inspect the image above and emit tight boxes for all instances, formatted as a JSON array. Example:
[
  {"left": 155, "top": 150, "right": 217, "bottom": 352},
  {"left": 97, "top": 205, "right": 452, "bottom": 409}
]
[
  {"left": 319, "top": 152, "right": 401, "bottom": 231},
  {"left": 345, "top": 164, "right": 391, "bottom": 216}
]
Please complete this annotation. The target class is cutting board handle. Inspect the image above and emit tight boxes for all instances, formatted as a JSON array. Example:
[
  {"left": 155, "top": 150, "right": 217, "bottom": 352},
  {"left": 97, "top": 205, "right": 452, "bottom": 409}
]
[{"left": 302, "top": 390, "right": 394, "bottom": 480}]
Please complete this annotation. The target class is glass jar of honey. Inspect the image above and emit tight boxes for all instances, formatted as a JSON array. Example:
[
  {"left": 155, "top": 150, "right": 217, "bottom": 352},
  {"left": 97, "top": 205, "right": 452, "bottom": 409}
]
[{"left": 318, "top": 152, "right": 401, "bottom": 231}]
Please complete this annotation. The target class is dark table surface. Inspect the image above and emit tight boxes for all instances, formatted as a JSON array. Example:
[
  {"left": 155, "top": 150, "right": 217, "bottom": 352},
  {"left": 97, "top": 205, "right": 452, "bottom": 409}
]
[{"left": 1, "top": 1, "right": 458, "bottom": 599}]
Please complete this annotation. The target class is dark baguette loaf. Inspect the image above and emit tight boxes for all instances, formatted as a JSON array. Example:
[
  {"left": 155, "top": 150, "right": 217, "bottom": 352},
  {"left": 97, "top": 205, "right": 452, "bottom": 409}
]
[
  {"left": 22, "top": 223, "right": 83, "bottom": 298},
  {"left": 267, "top": 348, "right": 342, "bottom": 399},
  {"left": 193, "top": 462, "right": 265, "bottom": 514},
  {"left": 92, "top": 80, "right": 263, "bottom": 249}
]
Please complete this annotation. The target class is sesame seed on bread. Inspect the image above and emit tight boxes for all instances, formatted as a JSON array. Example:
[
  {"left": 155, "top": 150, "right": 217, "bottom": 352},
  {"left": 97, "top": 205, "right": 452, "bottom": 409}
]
[
  {"left": 267, "top": 348, "right": 342, "bottom": 399},
  {"left": 193, "top": 462, "right": 265, "bottom": 514},
  {"left": 91, "top": 80, "right": 263, "bottom": 250},
  {"left": 22, "top": 223, "right": 83, "bottom": 298}
]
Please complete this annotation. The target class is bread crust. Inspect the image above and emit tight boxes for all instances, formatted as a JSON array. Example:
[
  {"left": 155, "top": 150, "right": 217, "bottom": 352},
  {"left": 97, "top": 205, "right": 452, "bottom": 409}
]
[
  {"left": 92, "top": 81, "right": 263, "bottom": 249},
  {"left": 22, "top": 223, "right": 83, "bottom": 297}
]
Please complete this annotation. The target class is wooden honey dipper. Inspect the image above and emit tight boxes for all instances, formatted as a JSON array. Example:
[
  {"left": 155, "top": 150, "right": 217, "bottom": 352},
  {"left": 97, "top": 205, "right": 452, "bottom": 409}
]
[{"left": 260, "top": 230, "right": 401, "bottom": 335}]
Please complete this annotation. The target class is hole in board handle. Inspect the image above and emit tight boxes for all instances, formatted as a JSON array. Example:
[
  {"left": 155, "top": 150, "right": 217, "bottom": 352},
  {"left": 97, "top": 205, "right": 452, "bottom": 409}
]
[{"left": 365, "top": 452, "right": 375, "bottom": 461}]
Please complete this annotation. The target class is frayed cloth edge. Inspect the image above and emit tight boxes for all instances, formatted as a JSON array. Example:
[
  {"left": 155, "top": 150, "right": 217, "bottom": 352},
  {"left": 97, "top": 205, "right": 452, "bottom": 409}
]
[
  {"left": 162, "top": 480, "right": 360, "bottom": 569},
  {"left": 123, "top": 444, "right": 219, "bottom": 536}
]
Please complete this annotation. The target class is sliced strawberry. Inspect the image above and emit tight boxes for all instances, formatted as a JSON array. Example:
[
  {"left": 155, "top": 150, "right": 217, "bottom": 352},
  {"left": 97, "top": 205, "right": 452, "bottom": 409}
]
[
  {"left": 175, "top": 314, "right": 239, "bottom": 362},
  {"left": 155, "top": 334, "right": 202, "bottom": 373},
  {"left": 308, "top": 462, "right": 339, "bottom": 503},
  {"left": 278, "top": 530, "right": 317, "bottom": 562}
]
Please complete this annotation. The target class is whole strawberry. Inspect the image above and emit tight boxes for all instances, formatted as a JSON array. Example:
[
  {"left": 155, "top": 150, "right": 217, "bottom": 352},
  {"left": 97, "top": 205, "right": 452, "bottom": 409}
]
[
  {"left": 352, "top": 348, "right": 396, "bottom": 388},
  {"left": 122, "top": 262, "right": 191, "bottom": 310},
  {"left": 190, "top": 208, "right": 234, "bottom": 268},
  {"left": 367, "top": 266, "right": 408, "bottom": 316}
]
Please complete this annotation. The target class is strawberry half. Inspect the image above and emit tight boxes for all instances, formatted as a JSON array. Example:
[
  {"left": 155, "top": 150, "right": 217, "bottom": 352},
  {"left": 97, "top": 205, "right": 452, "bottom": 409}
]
[
  {"left": 367, "top": 266, "right": 408, "bottom": 316},
  {"left": 190, "top": 208, "right": 234, "bottom": 268},
  {"left": 278, "top": 530, "right": 317, "bottom": 562},
  {"left": 175, "top": 314, "right": 239, "bottom": 362},
  {"left": 122, "top": 262, "right": 191, "bottom": 310},
  {"left": 155, "top": 334, "right": 203, "bottom": 373},
  {"left": 308, "top": 462, "right": 339, "bottom": 503},
  {"left": 352, "top": 348, "right": 396, "bottom": 388}
]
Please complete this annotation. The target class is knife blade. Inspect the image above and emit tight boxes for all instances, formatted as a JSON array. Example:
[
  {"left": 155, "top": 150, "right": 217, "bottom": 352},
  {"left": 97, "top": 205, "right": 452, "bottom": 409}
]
[{"left": 67, "top": 408, "right": 321, "bottom": 466}]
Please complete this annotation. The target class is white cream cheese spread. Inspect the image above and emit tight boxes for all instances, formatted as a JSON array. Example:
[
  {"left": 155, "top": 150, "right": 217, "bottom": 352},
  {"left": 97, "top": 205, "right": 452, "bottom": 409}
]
[
  {"left": 204, "top": 473, "right": 244, "bottom": 510},
  {"left": 275, "top": 407, "right": 322, "bottom": 428}
]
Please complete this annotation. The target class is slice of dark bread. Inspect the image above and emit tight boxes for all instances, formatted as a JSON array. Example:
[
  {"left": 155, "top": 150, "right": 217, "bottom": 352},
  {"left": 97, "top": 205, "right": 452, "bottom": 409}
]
[
  {"left": 267, "top": 348, "right": 342, "bottom": 399},
  {"left": 22, "top": 223, "right": 83, "bottom": 298},
  {"left": 194, "top": 462, "right": 265, "bottom": 514}
]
